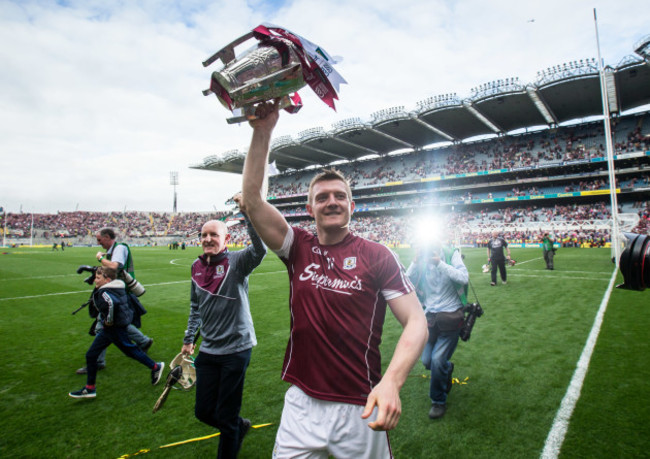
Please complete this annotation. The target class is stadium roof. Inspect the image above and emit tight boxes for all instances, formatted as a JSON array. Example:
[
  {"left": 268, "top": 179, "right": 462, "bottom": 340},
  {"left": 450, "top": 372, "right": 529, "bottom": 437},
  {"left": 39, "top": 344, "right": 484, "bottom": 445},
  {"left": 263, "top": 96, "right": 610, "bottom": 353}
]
[{"left": 191, "top": 53, "right": 650, "bottom": 175}]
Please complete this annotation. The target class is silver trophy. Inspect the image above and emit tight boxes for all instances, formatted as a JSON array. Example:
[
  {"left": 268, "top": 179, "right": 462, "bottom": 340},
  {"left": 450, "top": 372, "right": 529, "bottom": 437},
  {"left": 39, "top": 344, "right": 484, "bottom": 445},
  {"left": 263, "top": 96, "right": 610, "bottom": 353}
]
[
  {"left": 202, "top": 31, "right": 305, "bottom": 124},
  {"left": 203, "top": 25, "right": 345, "bottom": 124}
]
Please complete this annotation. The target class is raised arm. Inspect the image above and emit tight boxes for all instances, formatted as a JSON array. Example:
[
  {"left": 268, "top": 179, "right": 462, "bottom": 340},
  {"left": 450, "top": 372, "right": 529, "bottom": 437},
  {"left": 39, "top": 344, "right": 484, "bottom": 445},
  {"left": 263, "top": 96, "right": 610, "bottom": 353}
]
[
  {"left": 241, "top": 103, "right": 290, "bottom": 251},
  {"left": 361, "top": 291, "right": 427, "bottom": 431}
]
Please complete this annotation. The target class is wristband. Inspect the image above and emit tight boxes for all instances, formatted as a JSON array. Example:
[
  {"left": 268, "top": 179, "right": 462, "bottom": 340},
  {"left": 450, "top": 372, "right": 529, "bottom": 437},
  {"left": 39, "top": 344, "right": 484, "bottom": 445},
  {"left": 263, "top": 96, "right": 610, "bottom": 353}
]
[{"left": 98, "top": 256, "right": 105, "bottom": 261}]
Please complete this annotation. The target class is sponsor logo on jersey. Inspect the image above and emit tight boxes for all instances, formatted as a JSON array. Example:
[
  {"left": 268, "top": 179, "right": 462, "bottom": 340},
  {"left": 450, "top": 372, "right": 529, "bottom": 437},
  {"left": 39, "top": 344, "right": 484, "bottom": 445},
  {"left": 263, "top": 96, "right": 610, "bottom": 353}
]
[{"left": 299, "top": 263, "right": 363, "bottom": 295}]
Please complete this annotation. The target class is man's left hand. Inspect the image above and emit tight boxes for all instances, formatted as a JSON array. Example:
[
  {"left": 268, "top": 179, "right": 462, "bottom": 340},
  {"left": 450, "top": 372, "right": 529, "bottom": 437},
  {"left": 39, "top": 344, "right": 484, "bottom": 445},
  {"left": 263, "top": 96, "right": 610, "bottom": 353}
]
[{"left": 361, "top": 378, "right": 402, "bottom": 431}]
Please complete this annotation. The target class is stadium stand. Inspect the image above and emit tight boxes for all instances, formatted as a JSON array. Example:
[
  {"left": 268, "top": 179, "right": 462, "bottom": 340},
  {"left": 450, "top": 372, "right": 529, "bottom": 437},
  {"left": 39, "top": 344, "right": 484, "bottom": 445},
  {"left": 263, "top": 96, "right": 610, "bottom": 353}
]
[
  {"left": 3, "top": 42, "right": 650, "bottom": 248},
  {"left": 2, "top": 114, "right": 649, "bottom": 248}
]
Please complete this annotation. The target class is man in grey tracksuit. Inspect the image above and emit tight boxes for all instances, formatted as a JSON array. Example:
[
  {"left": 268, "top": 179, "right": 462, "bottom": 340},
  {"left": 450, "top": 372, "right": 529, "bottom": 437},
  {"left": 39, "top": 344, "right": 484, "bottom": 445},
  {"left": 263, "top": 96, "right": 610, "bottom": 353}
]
[{"left": 180, "top": 201, "right": 266, "bottom": 459}]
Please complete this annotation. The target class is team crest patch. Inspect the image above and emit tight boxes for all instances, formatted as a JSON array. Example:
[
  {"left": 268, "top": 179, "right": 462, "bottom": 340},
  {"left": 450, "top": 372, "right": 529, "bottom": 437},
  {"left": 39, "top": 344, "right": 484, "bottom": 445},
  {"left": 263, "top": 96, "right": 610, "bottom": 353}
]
[
  {"left": 216, "top": 265, "right": 224, "bottom": 275},
  {"left": 343, "top": 257, "right": 357, "bottom": 270}
]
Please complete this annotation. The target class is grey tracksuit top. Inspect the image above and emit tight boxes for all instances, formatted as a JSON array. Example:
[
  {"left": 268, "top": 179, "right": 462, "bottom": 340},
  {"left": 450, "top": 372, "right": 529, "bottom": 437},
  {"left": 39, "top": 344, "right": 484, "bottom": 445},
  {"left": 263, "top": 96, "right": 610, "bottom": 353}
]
[{"left": 184, "top": 220, "right": 266, "bottom": 355}]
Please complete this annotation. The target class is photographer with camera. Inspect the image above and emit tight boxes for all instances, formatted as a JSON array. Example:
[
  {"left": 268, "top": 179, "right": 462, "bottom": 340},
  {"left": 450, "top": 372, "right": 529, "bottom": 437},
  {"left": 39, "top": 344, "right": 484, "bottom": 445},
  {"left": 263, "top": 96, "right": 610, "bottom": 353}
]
[
  {"left": 487, "top": 230, "right": 511, "bottom": 286},
  {"left": 407, "top": 239, "right": 469, "bottom": 420},
  {"left": 75, "top": 228, "right": 154, "bottom": 375},
  {"left": 69, "top": 266, "right": 164, "bottom": 399},
  {"left": 542, "top": 232, "right": 556, "bottom": 270}
]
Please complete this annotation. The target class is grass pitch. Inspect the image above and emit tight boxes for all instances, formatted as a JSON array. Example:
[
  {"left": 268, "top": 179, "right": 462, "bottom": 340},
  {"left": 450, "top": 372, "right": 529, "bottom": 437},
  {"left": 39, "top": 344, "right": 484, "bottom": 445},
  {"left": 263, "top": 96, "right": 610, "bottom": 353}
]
[{"left": 0, "top": 245, "right": 648, "bottom": 458}]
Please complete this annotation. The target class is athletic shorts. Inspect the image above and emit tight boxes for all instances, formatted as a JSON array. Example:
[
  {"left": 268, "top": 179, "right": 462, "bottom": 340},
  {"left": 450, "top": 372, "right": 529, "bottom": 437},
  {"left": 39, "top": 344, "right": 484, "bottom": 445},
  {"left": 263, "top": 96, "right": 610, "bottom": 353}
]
[{"left": 272, "top": 385, "right": 392, "bottom": 459}]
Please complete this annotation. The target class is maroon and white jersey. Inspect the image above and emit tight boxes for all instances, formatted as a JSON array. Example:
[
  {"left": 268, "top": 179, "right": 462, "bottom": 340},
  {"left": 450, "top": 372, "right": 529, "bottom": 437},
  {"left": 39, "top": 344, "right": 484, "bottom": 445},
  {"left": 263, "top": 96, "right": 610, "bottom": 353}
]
[{"left": 276, "top": 226, "right": 414, "bottom": 405}]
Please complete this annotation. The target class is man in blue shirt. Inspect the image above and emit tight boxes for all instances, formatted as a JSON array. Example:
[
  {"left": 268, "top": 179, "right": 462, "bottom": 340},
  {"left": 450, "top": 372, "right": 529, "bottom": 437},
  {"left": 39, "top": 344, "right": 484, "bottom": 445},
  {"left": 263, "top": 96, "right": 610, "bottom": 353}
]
[{"left": 407, "top": 242, "right": 469, "bottom": 419}]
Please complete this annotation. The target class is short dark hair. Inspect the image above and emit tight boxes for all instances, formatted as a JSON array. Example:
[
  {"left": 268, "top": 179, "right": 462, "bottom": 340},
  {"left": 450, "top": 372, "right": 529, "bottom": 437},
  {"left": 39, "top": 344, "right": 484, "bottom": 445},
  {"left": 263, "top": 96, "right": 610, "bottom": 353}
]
[
  {"left": 97, "top": 266, "right": 117, "bottom": 280},
  {"left": 98, "top": 228, "right": 116, "bottom": 240},
  {"left": 307, "top": 168, "right": 352, "bottom": 205}
]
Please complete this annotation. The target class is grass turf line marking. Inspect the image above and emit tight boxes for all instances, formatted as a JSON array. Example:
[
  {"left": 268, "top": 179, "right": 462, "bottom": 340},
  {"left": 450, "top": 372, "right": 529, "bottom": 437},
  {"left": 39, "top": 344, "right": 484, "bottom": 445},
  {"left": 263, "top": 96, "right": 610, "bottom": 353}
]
[
  {"left": 0, "top": 271, "right": 288, "bottom": 301},
  {"left": 506, "top": 273, "right": 610, "bottom": 281},
  {"left": 513, "top": 257, "right": 543, "bottom": 265},
  {"left": 540, "top": 267, "right": 618, "bottom": 459}
]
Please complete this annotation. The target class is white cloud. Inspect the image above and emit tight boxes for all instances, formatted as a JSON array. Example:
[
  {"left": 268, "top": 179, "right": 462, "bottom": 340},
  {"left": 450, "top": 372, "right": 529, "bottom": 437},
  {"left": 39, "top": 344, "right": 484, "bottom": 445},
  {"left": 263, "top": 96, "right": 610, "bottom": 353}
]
[{"left": 0, "top": 0, "right": 648, "bottom": 213}]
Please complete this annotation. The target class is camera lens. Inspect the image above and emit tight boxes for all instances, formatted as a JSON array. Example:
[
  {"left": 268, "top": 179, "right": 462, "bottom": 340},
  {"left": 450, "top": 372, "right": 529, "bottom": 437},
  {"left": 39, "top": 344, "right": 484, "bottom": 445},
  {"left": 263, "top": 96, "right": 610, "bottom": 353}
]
[{"left": 618, "top": 233, "right": 650, "bottom": 291}]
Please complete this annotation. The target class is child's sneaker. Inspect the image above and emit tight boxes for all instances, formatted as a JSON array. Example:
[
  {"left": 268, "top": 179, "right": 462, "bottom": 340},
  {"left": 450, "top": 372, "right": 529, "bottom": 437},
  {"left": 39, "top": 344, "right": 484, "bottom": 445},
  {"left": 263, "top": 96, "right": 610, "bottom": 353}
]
[
  {"left": 69, "top": 387, "right": 96, "bottom": 399},
  {"left": 151, "top": 362, "right": 165, "bottom": 385}
]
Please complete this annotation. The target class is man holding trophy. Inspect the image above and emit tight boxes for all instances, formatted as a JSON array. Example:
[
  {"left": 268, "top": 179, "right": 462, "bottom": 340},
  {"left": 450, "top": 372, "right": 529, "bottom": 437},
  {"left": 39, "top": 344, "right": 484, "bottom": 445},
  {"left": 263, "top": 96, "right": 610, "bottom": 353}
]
[
  {"left": 204, "top": 24, "right": 426, "bottom": 458},
  {"left": 240, "top": 104, "right": 427, "bottom": 458}
]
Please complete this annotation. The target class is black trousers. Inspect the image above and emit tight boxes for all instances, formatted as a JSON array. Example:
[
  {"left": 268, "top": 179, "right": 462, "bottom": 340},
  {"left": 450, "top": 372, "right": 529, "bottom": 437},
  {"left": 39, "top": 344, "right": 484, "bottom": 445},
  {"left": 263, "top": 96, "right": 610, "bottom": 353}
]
[
  {"left": 194, "top": 349, "right": 252, "bottom": 459},
  {"left": 491, "top": 259, "right": 507, "bottom": 283},
  {"left": 544, "top": 250, "right": 554, "bottom": 269},
  {"left": 85, "top": 326, "right": 155, "bottom": 386}
]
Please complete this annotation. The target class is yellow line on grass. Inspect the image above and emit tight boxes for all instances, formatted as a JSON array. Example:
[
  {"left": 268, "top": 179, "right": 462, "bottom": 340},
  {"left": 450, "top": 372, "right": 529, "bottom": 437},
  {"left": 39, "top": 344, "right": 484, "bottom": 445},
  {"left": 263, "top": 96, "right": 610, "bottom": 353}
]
[{"left": 117, "top": 423, "right": 273, "bottom": 458}]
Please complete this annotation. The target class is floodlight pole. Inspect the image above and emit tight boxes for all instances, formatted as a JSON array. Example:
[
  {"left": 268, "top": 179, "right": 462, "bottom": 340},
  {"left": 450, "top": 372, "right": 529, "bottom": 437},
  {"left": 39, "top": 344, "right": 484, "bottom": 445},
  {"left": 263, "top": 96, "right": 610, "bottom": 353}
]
[
  {"left": 170, "top": 171, "right": 179, "bottom": 214},
  {"left": 593, "top": 8, "right": 621, "bottom": 265}
]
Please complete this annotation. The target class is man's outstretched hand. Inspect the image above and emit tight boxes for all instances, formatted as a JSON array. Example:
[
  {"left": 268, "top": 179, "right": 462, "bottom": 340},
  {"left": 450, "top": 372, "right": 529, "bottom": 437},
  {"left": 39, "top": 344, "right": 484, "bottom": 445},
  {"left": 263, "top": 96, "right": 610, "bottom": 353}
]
[{"left": 249, "top": 100, "right": 280, "bottom": 132}]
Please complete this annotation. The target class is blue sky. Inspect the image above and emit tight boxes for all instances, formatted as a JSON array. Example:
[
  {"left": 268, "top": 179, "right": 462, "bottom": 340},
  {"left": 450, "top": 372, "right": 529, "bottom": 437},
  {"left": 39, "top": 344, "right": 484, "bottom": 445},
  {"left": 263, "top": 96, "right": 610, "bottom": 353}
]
[{"left": 1, "top": 0, "right": 649, "bottom": 213}]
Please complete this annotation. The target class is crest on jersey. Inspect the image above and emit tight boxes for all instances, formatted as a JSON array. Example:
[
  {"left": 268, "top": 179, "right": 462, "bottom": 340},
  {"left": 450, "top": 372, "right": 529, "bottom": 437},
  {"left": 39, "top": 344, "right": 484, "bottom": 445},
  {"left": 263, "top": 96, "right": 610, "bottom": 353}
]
[
  {"left": 216, "top": 265, "right": 225, "bottom": 275},
  {"left": 343, "top": 257, "right": 357, "bottom": 270}
]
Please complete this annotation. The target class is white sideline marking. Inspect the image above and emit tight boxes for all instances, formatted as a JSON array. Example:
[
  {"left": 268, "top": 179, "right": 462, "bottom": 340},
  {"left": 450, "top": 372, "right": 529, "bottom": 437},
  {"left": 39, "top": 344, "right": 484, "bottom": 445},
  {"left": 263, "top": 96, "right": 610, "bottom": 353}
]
[
  {"left": 0, "top": 270, "right": 287, "bottom": 301},
  {"left": 506, "top": 273, "right": 610, "bottom": 282},
  {"left": 514, "top": 257, "right": 542, "bottom": 265},
  {"left": 540, "top": 268, "right": 618, "bottom": 459},
  {"left": 510, "top": 269, "right": 611, "bottom": 275}
]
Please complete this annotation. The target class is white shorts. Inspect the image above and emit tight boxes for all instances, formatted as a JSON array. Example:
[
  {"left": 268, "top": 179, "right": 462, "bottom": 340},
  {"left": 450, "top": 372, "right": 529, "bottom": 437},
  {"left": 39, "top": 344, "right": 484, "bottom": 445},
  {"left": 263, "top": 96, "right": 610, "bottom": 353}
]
[{"left": 272, "top": 385, "right": 393, "bottom": 459}]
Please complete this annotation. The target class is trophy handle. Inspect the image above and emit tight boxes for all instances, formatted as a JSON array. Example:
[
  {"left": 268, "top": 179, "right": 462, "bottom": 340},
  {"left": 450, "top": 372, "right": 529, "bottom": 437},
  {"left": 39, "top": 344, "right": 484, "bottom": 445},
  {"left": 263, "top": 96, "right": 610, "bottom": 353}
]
[{"left": 203, "top": 32, "right": 255, "bottom": 68}]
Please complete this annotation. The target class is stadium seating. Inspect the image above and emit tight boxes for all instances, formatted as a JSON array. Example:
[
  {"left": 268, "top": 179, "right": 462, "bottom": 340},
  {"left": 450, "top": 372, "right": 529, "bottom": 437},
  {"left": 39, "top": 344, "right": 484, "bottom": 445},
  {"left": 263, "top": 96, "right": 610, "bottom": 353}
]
[{"left": 2, "top": 113, "right": 649, "bottom": 247}]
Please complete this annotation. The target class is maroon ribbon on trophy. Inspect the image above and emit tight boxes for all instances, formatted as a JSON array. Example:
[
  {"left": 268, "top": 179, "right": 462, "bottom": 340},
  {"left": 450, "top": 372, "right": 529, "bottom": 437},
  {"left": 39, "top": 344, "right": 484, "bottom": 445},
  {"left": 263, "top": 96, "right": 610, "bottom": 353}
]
[
  {"left": 251, "top": 24, "right": 340, "bottom": 111},
  {"left": 208, "top": 79, "right": 234, "bottom": 110}
]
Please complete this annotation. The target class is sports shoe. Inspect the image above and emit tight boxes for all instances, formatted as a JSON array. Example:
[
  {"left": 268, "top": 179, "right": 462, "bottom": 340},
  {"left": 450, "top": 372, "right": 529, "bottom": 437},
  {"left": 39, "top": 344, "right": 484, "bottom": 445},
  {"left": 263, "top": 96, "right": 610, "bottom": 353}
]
[
  {"left": 490, "top": 282, "right": 496, "bottom": 286},
  {"left": 76, "top": 363, "right": 106, "bottom": 375},
  {"left": 69, "top": 387, "right": 96, "bottom": 399},
  {"left": 502, "top": 281, "right": 507, "bottom": 285},
  {"left": 151, "top": 362, "right": 165, "bottom": 385},
  {"left": 141, "top": 338, "right": 154, "bottom": 353},
  {"left": 446, "top": 362, "right": 455, "bottom": 394},
  {"left": 238, "top": 418, "right": 252, "bottom": 452},
  {"left": 428, "top": 403, "right": 446, "bottom": 419}
]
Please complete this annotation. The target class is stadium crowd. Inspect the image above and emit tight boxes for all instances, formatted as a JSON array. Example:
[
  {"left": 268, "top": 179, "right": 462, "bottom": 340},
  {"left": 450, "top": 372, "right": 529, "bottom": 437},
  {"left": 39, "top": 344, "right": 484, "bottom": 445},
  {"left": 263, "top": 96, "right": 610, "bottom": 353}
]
[
  {"left": 266, "top": 116, "right": 649, "bottom": 198},
  {"left": 3, "top": 114, "right": 648, "bottom": 247},
  {"left": 2, "top": 202, "right": 639, "bottom": 248}
]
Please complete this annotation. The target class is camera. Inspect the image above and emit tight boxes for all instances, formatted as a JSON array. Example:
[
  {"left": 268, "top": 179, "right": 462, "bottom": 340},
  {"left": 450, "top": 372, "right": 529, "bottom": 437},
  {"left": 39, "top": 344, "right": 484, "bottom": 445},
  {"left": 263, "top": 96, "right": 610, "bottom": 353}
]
[
  {"left": 459, "top": 302, "right": 484, "bottom": 342},
  {"left": 617, "top": 232, "right": 650, "bottom": 291},
  {"left": 77, "top": 265, "right": 97, "bottom": 284},
  {"left": 122, "top": 270, "right": 146, "bottom": 297},
  {"left": 76, "top": 264, "right": 146, "bottom": 297}
]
